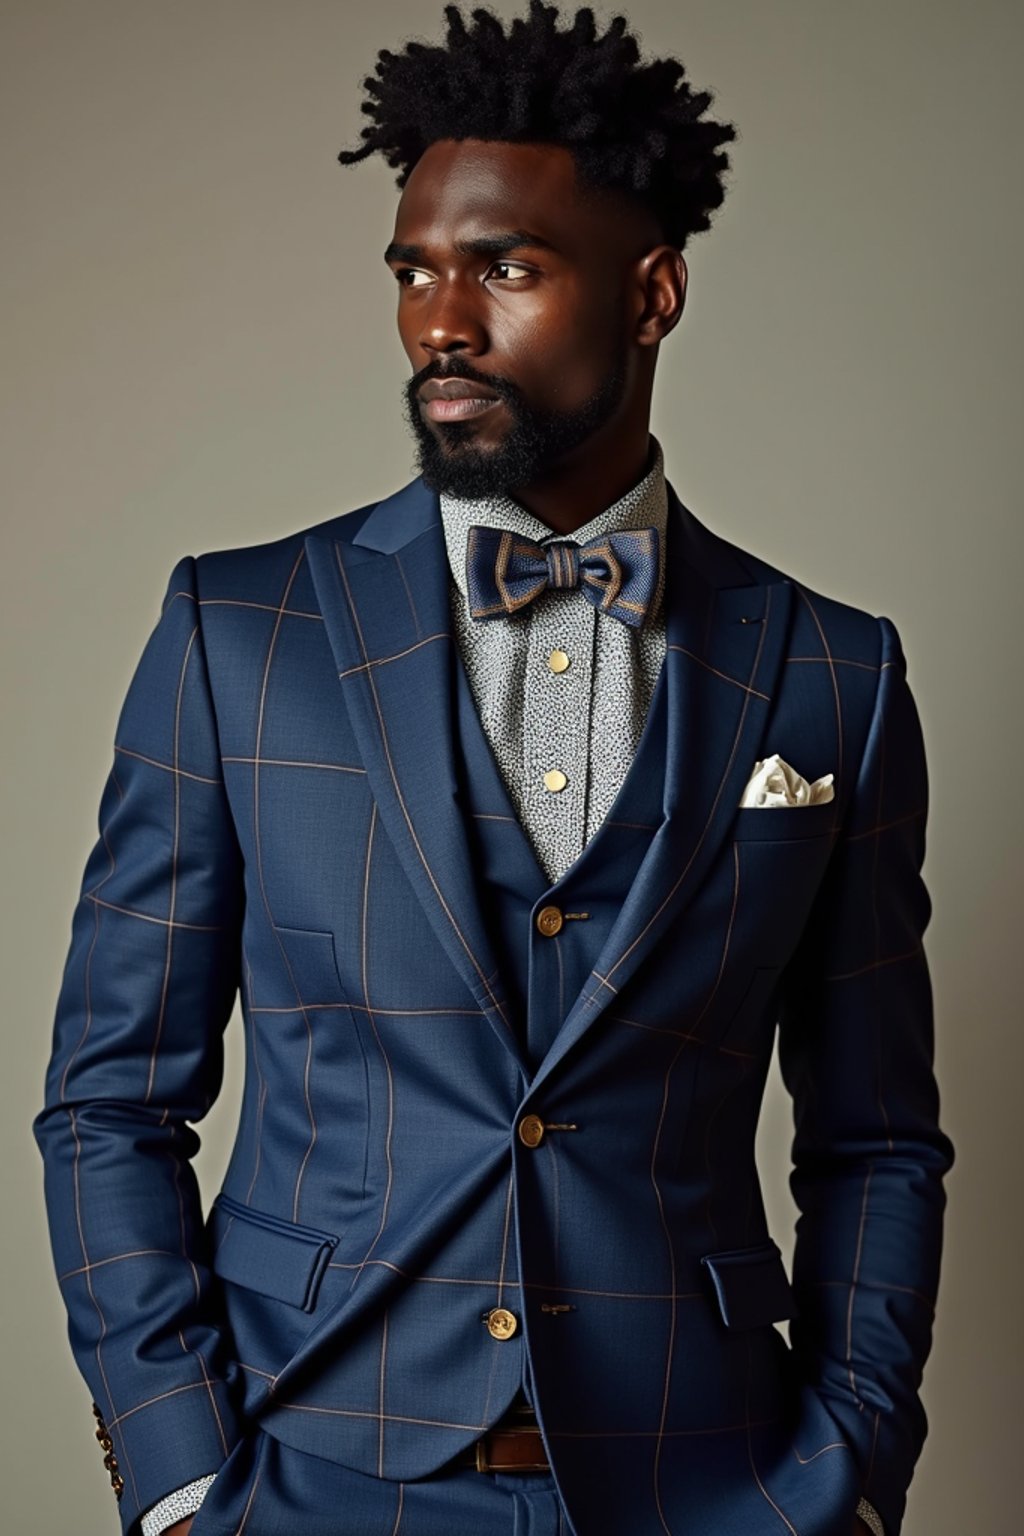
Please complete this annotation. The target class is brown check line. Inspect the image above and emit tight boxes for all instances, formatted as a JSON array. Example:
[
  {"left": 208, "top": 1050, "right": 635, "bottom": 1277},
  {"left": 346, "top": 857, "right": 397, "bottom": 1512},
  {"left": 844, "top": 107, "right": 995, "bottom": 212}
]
[
  {"left": 248, "top": 1000, "right": 490, "bottom": 1016},
  {"left": 107, "top": 1378, "right": 222, "bottom": 1430},
  {"left": 67, "top": 1104, "right": 139, "bottom": 1506},
  {"left": 654, "top": 841, "right": 739, "bottom": 1511},
  {"left": 607, "top": 1010, "right": 759, "bottom": 1061},
  {"left": 845, "top": 806, "right": 926, "bottom": 843},
  {"left": 332, "top": 540, "right": 513, "bottom": 1038},
  {"left": 377, "top": 1308, "right": 390, "bottom": 1474},
  {"left": 233, "top": 1454, "right": 262, "bottom": 1536},
  {"left": 242, "top": 945, "right": 269, "bottom": 1205},
  {"left": 222, "top": 754, "right": 367, "bottom": 774},
  {"left": 57, "top": 1247, "right": 184, "bottom": 1283},
  {"left": 585, "top": 584, "right": 775, "bottom": 1012},
  {"left": 83, "top": 893, "right": 228, "bottom": 932},
  {"left": 667, "top": 643, "right": 771, "bottom": 700},
  {"left": 697, "top": 846, "right": 748, "bottom": 1251},
  {"left": 793, "top": 585, "right": 844, "bottom": 792},
  {"left": 59, "top": 759, "right": 123, "bottom": 1101},
  {"left": 197, "top": 595, "right": 324, "bottom": 621},
  {"left": 823, "top": 943, "right": 924, "bottom": 982},
  {"left": 787, "top": 655, "right": 880, "bottom": 671},
  {"left": 337, "top": 629, "right": 453, "bottom": 676},
  {"left": 350, "top": 802, "right": 398, "bottom": 1289},
  {"left": 811, "top": 1275, "right": 937, "bottom": 1311},
  {"left": 245, "top": 547, "right": 325, "bottom": 1228},
  {"left": 143, "top": 624, "right": 197, "bottom": 1104},
  {"left": 113, "top": 744, "right": 221, "bottom": 784},
  {"left": 480, "top": 1172, "right": 517, "bottom": 1429},
  {"left": 743, "top": 1338, "right": 798, "bottom": 1536},
  {"left": 393, "top": 549, "right": 423, "bottom": 644},
  {"left": 168, "top": 1114, "right": 232, "bottom": 1457},
  {"left": 845, "top": 1165, "right": 874, "bottom": 1408}
]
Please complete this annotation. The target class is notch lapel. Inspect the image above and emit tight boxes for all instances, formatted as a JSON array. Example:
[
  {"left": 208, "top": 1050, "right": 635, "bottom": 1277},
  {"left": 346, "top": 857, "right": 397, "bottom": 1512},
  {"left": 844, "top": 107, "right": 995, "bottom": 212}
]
[
  {"left": 526, "top": 486, "right": 794, "bottom": 1097},
  {"left": 304, "top": 478, "right": 529, "bottom": 1075}
]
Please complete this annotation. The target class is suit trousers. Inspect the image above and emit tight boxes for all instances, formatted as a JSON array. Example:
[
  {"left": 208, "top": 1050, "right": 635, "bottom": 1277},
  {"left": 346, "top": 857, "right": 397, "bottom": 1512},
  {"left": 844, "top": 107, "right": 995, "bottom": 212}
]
[{"left": 186, "top": 1425, "right": 569, "bottom": 1536}]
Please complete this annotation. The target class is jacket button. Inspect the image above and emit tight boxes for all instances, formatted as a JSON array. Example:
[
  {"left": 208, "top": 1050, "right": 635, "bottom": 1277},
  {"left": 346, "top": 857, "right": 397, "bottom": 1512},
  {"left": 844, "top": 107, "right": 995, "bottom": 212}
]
[
  {"left": 536, "top": 905, "right": 563, "bottom": 937},
  {"left": 485, "top": 1306, "right": 518, "bottom": 1339},
  {"left": 518, "top": 1114, "right": 545, "bottom": 1147}
]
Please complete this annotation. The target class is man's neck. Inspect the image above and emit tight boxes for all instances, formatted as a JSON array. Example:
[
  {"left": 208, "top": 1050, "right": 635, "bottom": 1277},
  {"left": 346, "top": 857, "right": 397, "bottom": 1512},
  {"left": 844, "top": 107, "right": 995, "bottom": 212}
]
[{"left": 499, "top": 429, "right": 656, "bottom": 536}]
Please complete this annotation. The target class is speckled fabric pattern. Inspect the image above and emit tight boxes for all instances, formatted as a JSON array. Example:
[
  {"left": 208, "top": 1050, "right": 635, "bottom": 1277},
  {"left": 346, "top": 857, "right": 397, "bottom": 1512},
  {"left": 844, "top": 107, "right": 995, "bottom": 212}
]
[
  {"left": 141, "top": 1472, "right": 215, "bottom": 1535},
  {"left": 440, "top": 434, "right": 668, "bottom": 887}
]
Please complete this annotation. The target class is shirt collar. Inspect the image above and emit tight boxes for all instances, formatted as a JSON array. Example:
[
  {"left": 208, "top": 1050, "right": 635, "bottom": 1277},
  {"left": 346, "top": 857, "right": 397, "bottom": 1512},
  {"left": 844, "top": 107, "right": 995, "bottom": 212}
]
[{"left": 439, "top": 433, "right": 668, "bottom": 625}]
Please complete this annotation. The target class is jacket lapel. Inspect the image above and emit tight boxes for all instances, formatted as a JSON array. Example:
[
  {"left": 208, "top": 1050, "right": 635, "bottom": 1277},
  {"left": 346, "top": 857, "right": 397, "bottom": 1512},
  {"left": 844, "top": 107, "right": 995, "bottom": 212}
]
[
  {"left": 305, "top": 474, "right": 794, "bottom": 1093},
  {"left": 304, "top": 478, "right": 530, "bottom": 1075},
  {"left": 525, "top": 487, "right": 793, "bottom": 1095}
]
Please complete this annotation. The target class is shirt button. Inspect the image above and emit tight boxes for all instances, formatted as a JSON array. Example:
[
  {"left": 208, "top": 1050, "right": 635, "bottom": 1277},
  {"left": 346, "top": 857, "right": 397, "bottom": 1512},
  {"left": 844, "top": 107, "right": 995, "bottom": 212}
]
[
  {"left": 518, "top": 1114, "right": 546, "bottom": 1147},
  {"left": 536, "top": 905, "right": 563, "bottom": 937},
  {"left": 485, "top": 1306, "right": 518, "bottom": 1340},
  {"left": 548, "top": 648, "right": 570, "bottom": 673},
  {"left": 543, "top": 769, "right": 568, "bottom": 792}
]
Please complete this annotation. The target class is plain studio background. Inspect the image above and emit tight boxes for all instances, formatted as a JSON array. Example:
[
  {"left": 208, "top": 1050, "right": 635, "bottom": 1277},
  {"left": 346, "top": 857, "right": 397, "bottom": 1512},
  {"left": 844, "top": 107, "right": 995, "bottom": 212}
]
[{"left": 2, "top": 2, "right": 1019, "bottom": 1532}]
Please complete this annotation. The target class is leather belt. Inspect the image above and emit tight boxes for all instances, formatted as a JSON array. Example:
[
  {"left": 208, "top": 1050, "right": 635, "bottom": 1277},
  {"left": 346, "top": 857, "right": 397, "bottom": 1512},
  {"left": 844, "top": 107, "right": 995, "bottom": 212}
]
[{"left": 456, "top": 1402, "right": 551, "bottom": 1472}]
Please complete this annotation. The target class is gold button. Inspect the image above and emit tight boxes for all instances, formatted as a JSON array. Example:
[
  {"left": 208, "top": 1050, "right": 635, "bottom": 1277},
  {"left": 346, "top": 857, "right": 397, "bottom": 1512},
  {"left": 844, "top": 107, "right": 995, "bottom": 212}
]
[
  {"left": 536, "top": 905, "right": 563, "bottom": 937},
  {"left": 543, "top": 768, "right": 568, "bottom": 792},
  {"left": 486, "top": 1306, "right": 518, "bottom": 1339},
  {"left": 548, "top": 649, "right": 570, "bottom": 673},
  {"left": 518, "top": 1114, "right": 545, "bottom": 1147}
]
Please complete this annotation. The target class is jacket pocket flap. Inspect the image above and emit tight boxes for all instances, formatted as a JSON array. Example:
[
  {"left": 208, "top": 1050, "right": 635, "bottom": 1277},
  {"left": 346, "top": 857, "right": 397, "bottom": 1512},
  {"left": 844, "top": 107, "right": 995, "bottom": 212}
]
[
  {"left": 208, "top": 1193, "right": 339, "bottom": 1312},
  {"left": 700, "top": 1239, "right": 799, "bottom": 1329}
]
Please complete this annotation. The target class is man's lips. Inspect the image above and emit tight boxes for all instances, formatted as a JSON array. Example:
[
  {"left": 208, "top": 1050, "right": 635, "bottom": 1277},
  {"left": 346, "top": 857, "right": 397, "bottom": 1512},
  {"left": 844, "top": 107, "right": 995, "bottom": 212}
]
[
  {"left": 418, "top": 379, "right": 502, "bottom": 422},
  {"left": 422, "top": 395, "right": 502, "bottom": 421}
]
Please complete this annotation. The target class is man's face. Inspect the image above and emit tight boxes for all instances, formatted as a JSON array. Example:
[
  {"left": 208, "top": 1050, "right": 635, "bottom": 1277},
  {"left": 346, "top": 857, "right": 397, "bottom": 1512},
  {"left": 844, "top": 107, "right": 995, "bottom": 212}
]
[{"left": 384, "top": 138, "right": 662, "bottom": 498}]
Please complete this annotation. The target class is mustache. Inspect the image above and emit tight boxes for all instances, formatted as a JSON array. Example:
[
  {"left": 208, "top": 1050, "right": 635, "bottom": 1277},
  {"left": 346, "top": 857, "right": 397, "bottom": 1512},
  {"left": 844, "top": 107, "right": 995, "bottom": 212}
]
[{"left": 408, "top": 361, "right": 518, "bottom": 400}]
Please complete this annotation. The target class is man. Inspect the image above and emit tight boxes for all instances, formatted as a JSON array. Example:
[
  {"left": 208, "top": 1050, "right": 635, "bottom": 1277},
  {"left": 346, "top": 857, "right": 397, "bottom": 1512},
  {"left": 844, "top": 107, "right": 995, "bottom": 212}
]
[{"left": 34, "top": 4, "right": 954, "bottom": 1534}]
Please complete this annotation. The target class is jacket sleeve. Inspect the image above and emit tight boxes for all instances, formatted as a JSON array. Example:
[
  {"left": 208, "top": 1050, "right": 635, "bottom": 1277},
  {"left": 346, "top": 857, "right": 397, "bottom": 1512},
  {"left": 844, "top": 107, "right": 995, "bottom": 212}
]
[
  {"left": 33, "top": 554, "right": 246, "bottom": 1535},
  {"left": 776, "top": 614, "right": 955, "bottom": 1536}
]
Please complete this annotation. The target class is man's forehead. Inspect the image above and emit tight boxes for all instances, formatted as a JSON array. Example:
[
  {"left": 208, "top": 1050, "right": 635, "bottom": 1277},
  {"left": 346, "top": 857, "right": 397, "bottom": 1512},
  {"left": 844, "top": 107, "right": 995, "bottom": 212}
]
[{"left": 394, "top": 139, "right": 580, "bottom": 235}]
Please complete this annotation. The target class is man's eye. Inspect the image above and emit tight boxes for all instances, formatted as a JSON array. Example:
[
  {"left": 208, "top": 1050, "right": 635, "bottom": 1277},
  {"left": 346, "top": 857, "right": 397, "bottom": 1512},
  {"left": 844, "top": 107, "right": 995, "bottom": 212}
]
[
  {"left": 488, "top": 261, "right": 533, "bottom": 281},
  {"left": 393, "top": 262, "right": 534, "bottom": 287}
]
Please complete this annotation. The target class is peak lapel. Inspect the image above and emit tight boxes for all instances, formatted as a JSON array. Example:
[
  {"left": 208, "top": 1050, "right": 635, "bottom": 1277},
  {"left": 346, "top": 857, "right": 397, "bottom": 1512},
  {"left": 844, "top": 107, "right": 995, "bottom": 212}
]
[
  {"left": 304, "top": 478, "right": 528, "bottom": 1075},
  {"left": 527, "top": 485, "right": 795, "bottom": 1097}
]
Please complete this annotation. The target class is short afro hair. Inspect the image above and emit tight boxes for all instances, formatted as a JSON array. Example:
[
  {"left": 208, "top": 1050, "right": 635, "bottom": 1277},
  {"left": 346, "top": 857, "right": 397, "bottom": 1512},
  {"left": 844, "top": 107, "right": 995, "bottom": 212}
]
[{"left": 337, "top": 1, "right": 738, "bottom": 250}]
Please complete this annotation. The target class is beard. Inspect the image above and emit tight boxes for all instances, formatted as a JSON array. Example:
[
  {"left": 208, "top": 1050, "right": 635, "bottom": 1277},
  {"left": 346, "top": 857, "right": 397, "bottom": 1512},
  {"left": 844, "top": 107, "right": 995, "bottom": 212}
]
[{"left": 401, "top": 339, "right": 630, "bottom": 500}]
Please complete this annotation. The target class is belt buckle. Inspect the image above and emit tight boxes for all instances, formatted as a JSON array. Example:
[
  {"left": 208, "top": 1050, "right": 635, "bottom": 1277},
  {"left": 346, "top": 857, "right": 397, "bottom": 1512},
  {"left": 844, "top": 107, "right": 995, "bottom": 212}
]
[{"left": 474, "top": 1425, "right": 549, "bottom": 1473}]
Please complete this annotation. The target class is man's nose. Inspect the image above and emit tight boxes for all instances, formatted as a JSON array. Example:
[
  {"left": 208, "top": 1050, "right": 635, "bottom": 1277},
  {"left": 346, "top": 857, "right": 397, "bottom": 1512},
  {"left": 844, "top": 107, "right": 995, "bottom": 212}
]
[{"left": 416, "top": 279, "right": 487, "bottom": 357}]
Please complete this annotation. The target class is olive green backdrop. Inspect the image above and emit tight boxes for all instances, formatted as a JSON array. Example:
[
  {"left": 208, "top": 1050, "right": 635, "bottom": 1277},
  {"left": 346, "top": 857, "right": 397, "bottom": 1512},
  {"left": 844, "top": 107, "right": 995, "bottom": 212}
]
[{"left": 2, "top": 2, "right": 1018, "bottom": 1531}]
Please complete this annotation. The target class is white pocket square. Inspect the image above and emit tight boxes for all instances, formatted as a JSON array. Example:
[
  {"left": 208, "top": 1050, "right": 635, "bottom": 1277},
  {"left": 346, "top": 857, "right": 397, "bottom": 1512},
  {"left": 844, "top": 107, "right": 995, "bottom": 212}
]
[{"left": 739, "top": 752, "right": 835, "bottom": 808}]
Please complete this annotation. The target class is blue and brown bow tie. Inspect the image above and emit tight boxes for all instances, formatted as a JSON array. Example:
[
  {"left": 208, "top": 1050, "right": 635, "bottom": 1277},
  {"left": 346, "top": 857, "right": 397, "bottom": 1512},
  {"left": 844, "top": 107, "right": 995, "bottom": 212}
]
[{"left": 465, "top": 524, "right": 660, "bottom": 630}]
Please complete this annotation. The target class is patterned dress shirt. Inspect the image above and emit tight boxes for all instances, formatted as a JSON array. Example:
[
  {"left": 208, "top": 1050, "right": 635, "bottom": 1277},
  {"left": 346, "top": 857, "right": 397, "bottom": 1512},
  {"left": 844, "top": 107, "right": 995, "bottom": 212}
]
[
  {"left": 141, "top": 432, "right": 884, "bottom": 1536},
  {"left": 440, "top": 433, "right": 670, "bottom": 886}
]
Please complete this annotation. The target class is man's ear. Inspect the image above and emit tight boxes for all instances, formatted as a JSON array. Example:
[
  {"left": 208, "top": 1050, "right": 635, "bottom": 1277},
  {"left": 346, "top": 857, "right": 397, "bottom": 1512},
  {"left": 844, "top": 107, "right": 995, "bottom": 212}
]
[{"left": 634, "top": 246, "right": 687, "bottom": 346}]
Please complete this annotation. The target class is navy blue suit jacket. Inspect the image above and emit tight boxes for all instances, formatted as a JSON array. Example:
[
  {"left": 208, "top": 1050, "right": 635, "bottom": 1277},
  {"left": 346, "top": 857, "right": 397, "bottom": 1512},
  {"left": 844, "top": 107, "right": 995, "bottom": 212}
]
[{"left": 34, "top": 473, "right": 954, "bottom": 1535}]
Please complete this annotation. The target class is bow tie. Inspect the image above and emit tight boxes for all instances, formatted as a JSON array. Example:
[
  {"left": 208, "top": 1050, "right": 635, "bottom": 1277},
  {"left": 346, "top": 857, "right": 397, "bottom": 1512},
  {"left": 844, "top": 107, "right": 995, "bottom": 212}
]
[{"left": 465, "top": 524, "right": 660, "bottom": 630}]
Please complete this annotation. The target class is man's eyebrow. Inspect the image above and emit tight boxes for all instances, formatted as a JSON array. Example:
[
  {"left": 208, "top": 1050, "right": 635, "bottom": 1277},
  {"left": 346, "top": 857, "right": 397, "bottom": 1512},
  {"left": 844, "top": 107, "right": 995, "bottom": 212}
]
[{"left": 383, "top": 229, "right": 559, "bottom": 264}]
